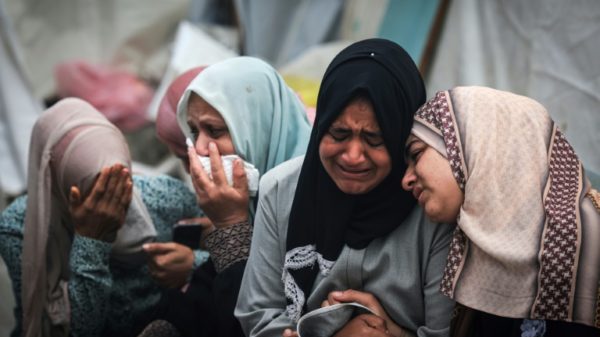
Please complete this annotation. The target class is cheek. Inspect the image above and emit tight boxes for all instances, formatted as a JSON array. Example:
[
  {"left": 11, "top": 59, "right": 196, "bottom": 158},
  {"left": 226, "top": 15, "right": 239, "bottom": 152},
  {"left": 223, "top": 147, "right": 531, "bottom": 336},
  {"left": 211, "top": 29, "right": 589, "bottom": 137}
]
[
  {"left": 318, "top": 139, "right": 340, "bottom": 164},
  {"left": 369, "top": 148, "right": 391, "bottom": 175},
  {"left": 216, "top": 136, "right": 236, "bottom": 155}
]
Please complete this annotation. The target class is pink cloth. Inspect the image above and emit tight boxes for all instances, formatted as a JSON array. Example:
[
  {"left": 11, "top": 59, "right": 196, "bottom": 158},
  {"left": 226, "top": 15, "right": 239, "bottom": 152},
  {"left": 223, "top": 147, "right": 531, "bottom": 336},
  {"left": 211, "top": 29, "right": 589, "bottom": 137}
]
[
  {"left": 156, "top": 67, "right": 206, "bottom": 160},
  {"left": 55, "top": 61, "right": 153, "bottom": 132}
]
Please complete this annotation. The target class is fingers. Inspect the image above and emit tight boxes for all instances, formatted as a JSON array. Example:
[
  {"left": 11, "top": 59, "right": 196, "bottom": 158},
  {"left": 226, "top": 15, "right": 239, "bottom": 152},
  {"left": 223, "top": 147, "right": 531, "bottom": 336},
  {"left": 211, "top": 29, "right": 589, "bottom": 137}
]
[
  {"left": 282, "top": 329, "right": 298, "bottom": 337},
  {"left": 177, "top": 216, "right": 214, "bottom": 228},
  {"left": 232, "top": 159, "right": 249, "bottom": 195},
  {"left": 69, "top": 186, "right": 82, "bottom": 208},
  {"left": 89, "top": 166, "right": 111, "bottom": 204},
  {"left": 331, "top": 289, "right": 378, "bottom": 307},
  {"left": 360, "top": 315, "right": 387, "bottom": 333},
  {"left": 208, "top": 142, "right": 228, "bottom": 185},
  {"left": 103, "top": 165, "right": 121, "bottom": 201},
  {"left": 188, "top": 146, "right": 212, "bottom": 193},
  {"left": 327, "top": 291, "right": 344, "bottom": 306},
  {"left": 143, "top": 242, "right": 177, "bottom": 255}
]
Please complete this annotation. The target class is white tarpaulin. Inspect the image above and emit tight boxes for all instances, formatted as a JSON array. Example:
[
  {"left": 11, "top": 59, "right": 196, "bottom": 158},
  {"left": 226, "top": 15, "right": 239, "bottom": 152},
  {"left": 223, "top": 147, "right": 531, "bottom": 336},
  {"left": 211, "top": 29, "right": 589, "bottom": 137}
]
[
  {"left": 427, "top": 0, "right": 600, "bottom": 173},
  {"left": 0, "top": 0, "right": 42, "bottom": 196}
]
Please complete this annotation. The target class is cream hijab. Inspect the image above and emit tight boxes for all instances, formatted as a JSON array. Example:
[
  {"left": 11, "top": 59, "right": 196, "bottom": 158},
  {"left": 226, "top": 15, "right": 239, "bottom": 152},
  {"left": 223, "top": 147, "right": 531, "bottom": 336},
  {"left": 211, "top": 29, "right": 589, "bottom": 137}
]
[
  {"left": 21, "top": 98, "right": 156, "bottom": 337},
  {"left": 413, "top": 86, "right": 600, "bottom": 328}
]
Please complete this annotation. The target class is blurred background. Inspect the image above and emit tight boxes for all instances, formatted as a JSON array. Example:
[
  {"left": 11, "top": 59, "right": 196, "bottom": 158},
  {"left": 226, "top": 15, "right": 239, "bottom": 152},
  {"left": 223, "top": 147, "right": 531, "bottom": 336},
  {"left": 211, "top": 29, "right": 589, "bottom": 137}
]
[{"left": 1, "top": 0, "right": 599, "bottom": 333}]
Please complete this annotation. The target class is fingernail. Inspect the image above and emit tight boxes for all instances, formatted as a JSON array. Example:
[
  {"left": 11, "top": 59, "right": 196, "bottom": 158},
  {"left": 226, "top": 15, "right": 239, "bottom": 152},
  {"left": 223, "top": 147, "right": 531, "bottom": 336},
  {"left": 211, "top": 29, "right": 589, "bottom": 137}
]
[
  {"left": 142, "top": 244, "right": 150, "bottom": 250},
  {"left": 331, "top": 291, "right": 343, "bottom": 297},
  {"left": 186, "top": 137, "right": 194, "bottom": 148},
  {"left": 209, "top": 142, "right": 216, "bottom": 151}
]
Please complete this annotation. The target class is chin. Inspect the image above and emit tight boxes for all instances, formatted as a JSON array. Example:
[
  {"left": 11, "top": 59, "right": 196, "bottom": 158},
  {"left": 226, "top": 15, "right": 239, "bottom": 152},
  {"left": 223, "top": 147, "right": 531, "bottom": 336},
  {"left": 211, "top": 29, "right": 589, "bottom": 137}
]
[{"left": 336, "top": 181, "right": 377, "bottom": 195}]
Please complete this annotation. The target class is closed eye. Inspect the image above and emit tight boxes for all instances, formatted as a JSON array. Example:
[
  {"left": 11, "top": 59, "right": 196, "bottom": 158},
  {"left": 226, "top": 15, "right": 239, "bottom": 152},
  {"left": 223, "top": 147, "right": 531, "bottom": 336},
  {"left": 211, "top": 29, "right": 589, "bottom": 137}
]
[
  {"left": 362, "top": 131, "right": 384, "bottom": 147},
  {"left": 328, "top": 127, "right": 351, "bottom": 142}
]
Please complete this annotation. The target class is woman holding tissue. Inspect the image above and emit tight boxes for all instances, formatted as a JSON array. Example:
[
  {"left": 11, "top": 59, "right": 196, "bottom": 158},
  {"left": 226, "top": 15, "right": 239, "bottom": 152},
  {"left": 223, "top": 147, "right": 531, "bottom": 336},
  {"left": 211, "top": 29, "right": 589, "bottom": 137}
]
[
  {"left": 0, "top": 98, "right": 205, "bottom": 337},
  {"left": 149, "top": 56, "right": 312, "bottom": 337},
  {"left": 235, "top": 39, "right": 455, "bottom": 337}
]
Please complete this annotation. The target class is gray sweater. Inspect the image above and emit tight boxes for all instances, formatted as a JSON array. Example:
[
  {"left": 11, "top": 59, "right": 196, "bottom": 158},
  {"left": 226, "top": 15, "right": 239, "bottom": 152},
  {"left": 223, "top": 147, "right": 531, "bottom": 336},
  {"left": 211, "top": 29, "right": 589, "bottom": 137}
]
[{"left": 235, "top": 157, "right": 455, "bottom": 337}]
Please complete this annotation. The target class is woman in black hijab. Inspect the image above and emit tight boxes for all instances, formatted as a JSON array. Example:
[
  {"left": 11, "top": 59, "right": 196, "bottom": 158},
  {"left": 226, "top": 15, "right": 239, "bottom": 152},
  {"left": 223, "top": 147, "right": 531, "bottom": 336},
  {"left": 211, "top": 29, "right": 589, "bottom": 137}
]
[{"left": 236, "top": 39, "right": 455, "bottom": 337}]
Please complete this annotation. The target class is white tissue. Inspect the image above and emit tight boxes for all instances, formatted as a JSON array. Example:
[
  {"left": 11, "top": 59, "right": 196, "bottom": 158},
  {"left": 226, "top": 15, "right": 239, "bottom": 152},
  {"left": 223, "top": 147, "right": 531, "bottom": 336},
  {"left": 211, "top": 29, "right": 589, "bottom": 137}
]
[{"left": 186, "top": 138, "right": 259, "bottom": 196}]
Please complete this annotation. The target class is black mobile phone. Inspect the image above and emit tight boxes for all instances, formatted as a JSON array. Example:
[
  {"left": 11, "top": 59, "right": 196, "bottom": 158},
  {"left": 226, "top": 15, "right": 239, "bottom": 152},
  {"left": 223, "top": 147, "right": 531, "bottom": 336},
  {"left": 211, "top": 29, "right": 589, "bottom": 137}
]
[{"left": 172, "top": 223, "right": 204, "bottom": 249}]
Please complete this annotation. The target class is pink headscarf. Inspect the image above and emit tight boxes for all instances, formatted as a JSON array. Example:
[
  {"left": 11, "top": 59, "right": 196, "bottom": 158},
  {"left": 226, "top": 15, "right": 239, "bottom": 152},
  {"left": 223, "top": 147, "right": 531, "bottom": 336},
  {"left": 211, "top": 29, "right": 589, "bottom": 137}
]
[
  {"left": 156, "top": 67, "right": 206, "bottom": 161},
  {"left": 21, "top": 98, "right": 155, "bottom": 337}
]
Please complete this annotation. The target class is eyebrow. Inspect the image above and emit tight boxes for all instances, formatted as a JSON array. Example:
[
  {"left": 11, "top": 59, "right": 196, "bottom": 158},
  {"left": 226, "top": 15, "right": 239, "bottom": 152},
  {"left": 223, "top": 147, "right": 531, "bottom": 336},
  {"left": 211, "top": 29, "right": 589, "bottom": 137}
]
[
  {"left": 363, "top": 130, "right": 383, "bottom": 138},
  {"left": 329, "top": 125, "right": 382, "bottom": 136},
  {"left": 404, "top": 139, "right": 420, "bottom": 158}
]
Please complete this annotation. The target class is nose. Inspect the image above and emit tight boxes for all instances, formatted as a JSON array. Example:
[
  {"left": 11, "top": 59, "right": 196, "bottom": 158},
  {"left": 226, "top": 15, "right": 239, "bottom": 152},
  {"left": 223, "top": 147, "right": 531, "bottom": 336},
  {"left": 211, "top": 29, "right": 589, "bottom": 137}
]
[
  {"left": 341, "top": 138, "right": 365, "bottom": 165},
  {"left": 401, "top": 163, "right": 416, "bottom": 191},
  {"left": 194, "top": 133, "right": 210, "bottom": 156}
]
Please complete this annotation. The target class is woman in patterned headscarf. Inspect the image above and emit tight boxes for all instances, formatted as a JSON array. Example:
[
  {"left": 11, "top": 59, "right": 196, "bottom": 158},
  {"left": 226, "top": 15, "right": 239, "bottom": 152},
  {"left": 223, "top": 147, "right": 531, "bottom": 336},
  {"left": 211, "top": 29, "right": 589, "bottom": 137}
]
[{"left": 402, "top": 86, "right": 600, "bottom": 337}]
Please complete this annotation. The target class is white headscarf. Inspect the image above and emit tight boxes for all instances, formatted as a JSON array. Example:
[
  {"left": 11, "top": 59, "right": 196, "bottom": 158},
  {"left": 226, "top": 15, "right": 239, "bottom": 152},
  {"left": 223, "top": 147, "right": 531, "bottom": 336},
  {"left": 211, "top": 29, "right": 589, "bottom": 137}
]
[
  {"left": 176, "top": 56, "right": 311, "bottom": 176},
  {"left": 21, "top": 98, "right": 156, "bottom": 337}
]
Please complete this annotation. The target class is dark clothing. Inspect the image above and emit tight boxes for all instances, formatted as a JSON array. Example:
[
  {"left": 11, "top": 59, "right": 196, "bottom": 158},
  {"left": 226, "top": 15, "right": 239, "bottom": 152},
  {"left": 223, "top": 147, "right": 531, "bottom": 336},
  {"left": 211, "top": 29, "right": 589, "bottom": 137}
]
[
  {"left": 450, "top": 304, "right": 600, "bottom": 337},
  {"left": 154, "top": 260, "right": 246, "bottom": 337}
]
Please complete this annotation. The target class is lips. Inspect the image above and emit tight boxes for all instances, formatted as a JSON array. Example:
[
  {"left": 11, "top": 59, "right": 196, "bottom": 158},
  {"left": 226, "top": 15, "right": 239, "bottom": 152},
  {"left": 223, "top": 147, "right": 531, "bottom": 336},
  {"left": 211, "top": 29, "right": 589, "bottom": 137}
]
[
  {"left": 413, "top": 186, "right": 423, "bottom": 203},
  {"left": 336, "top": 164, "right": 371, "bottom": 179}
]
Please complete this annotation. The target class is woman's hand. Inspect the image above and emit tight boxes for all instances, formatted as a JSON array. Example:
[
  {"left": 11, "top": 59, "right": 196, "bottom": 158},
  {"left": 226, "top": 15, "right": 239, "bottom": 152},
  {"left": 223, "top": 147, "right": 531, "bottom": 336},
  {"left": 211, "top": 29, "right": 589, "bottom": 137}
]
[
  {"left": 323, "top": 290, "right": 404, "bottom": 337},
  {"left": 282, "top": 328, "right": 298, "bottom": 337},
  {"left": 143, "top": 242, "right": 195, "bottom": 288},
  {"left": 69, "top": 164, "right": 132, "bottom": 242},
  {"left": 188, "top": 142, "right": 249, "bottom": 227},
  {"left": 333, "top": 314, "right": 390, "bottom": 337}
]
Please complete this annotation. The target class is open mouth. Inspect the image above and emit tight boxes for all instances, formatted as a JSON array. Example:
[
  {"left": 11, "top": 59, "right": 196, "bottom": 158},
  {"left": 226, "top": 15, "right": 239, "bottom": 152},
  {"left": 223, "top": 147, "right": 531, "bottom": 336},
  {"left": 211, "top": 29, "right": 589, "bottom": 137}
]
[{"left": 337, "top": 164, "right": 370, "bottom": 178}]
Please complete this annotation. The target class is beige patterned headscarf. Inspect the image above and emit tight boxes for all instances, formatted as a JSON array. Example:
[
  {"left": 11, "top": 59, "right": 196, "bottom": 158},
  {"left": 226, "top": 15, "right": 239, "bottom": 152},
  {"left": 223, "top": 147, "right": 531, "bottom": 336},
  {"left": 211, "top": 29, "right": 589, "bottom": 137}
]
[
  {"left": 412, "top": 86, "right": 600, "bottom": 328},
  {"left": 21, "top": 98, "right": 156, "bottom": 337}
]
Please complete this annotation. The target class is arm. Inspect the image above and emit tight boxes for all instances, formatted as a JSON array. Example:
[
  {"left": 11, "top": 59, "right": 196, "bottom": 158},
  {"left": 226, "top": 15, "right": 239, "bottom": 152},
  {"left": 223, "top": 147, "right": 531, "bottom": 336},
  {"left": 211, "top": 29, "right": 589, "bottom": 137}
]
[
  {"left": 235, "top": 176, "right": 296, "bottom": 337},
  {"left": 0, "top": 196, "right": 27, "bottom": 337},
  {"left": 67, "top": 164, "right": 132, "bottom": 337},
  {"left": 139, "top": 175, "right": 209, "bottom": 288},
  {"left": 67, "top": 236, "right": 113, "bottom": 337}
]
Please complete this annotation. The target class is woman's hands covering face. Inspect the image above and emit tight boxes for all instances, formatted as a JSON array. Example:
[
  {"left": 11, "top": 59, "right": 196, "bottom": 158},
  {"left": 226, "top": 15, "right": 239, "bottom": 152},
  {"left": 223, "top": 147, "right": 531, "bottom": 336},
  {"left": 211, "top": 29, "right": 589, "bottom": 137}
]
[
  {"left": 188, "top": 142, "right": 249, "bottom": 227},
  {"left": 69, "top": 164, "right": 132, "bottom": 242}
]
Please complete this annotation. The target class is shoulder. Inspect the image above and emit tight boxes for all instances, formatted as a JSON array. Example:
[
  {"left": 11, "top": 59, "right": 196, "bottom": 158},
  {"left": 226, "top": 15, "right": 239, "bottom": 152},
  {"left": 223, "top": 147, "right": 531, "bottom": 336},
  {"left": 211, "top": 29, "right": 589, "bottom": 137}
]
[
  {"left": 387, "top": 206, "right": 454, "bottom": 250},
  {"left": 259, "top": 156, "right": 304, "bottom": 195},
  {"left": 133, "top": 175, "right": 193, "bottom": 198},
  {"left": 0, "top": 195, "right": 28, "bottom": 231}
]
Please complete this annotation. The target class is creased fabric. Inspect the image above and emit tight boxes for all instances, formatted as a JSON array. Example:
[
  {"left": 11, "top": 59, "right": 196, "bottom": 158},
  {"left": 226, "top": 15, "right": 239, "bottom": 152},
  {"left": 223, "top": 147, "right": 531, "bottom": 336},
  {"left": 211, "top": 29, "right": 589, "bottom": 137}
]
[
  {"left": 156, "top": 66, "right": 206, "bottom": 160},
  {"left": 284, "top": 38, "right": 426, "bottom": 321},
  {"left": 176, "top": 56, "right": 311, "bottom": 177},
  {"left": 21, "top": 98, "right": 156, "bottom": 337},
  {"left": 413, "top": 86, "right": 600, "bottom": 328}
]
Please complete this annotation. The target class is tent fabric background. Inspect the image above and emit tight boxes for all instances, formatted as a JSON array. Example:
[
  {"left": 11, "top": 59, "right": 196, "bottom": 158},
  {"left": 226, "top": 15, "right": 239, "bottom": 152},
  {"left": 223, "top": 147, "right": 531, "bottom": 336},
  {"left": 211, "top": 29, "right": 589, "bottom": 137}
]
[
  {"left": 426, "top": 0, "right": 600, "bottom": 173},
  {"left": 1, "top": 0, "right": 599, "bottom": 332}
]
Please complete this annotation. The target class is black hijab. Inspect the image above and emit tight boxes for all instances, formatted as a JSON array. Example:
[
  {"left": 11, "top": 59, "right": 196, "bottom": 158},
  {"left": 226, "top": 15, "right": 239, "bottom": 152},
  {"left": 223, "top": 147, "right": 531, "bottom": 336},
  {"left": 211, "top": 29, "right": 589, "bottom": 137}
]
[{"left": 283, "top": 38, "right": 426, "bottom": 320}]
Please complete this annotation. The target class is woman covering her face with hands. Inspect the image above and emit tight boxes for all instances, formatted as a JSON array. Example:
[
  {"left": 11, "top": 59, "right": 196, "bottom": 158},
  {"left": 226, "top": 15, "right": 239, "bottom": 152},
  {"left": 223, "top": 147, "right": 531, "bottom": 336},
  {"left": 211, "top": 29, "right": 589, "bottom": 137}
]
[
  {"left": 0, "top": 98, "right": 205, "bottom": 337},
  {"left": 235, "top": 39, "right": 455, "bottom": 337},
  {"left": 402, "top": 86, "right": 600, "bottom": 337}
]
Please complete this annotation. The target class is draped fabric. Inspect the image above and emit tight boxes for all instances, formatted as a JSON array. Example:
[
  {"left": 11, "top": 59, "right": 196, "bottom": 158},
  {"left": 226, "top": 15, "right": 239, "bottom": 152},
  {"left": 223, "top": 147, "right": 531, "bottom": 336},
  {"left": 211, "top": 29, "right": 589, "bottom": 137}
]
[
  {"left": 156, "top": 66, "right": 206, "bottom": 160},
  {"left": 176, "top": 56, "right": 311, "bottom": 177},
  {"left": 283, "top": 38, "right": 426, "bottom": 321},
  {"left": 21, "top": 98, "right": 155, "bottom": 337},
  {"left": 413, "top": 86, "right": 600, "bottom": 328}
]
